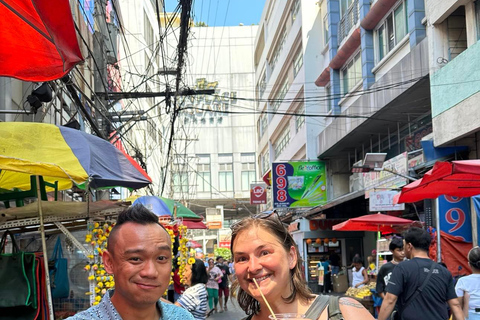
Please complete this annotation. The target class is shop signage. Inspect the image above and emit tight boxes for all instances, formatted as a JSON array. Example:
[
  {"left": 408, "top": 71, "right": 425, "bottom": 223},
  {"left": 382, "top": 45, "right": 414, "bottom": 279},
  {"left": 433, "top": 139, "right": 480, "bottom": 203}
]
[
  {"left": 250, "top": 183, "right": 267, "bottom": 204},
  {"left": 439, "top": 195, "right": 475, "bottom": 242},
  {"left": 363, "top": 152, "right": 408, "bottom": 198},
  {"left": 272, "top": 161, "right": 327, "bottom": 208},
  {"left": 218, "top": 241, "right": 231, "bottom": 248},
  {"left": 206, "top": 207, "right": 223, "bottom": 229},
  {"left": 369, "top": 191, "right": 405, "bottom": 211},
  {"left": 309, "top": 219, "right": 346, "bottom": 231}
]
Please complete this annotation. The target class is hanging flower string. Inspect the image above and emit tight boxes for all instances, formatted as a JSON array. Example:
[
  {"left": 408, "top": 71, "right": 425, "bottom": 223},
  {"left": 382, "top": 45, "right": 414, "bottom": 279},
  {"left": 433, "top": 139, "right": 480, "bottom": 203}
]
[{"left": 84, "top": 221, "right": 115, "bottom": 305}]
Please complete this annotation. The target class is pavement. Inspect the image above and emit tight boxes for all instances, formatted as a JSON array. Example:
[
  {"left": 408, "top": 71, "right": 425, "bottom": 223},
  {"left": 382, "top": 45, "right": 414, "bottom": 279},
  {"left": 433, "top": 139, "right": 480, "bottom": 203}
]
[{"left": 208, "top": 299, "right": 247, "bottom": 320}]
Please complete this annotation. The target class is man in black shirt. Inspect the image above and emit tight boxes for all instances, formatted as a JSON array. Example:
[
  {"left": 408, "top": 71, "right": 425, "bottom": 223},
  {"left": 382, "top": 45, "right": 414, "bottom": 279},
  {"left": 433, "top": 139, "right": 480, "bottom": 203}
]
[
  {"left": 376, "top": 237, "right": 405, "bottom": 299},
  {"left": 378, "top": 227, "right": 463, "bottom": 320},
  {"left": 216, "top": 256, "right": 231, "bottom": 313}
]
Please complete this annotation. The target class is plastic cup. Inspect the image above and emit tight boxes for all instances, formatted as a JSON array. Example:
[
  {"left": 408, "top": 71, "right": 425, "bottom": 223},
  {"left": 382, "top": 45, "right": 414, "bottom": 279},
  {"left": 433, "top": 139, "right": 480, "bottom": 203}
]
[{"left": 268, "top": 314, "right": 311, "bottom": 320}]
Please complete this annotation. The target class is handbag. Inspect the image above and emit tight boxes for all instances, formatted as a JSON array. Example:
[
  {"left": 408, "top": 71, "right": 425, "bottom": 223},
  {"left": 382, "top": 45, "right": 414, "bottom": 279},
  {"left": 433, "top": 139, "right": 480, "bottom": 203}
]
[
  {"left": 48, "top": 237, "right": 69, "bottom": 299},
  {"left": 391, "top": 260, "right": 437, "bottom": 320},
  {"left": 0, "top": 231, "right": 37, "bottom": 308}
]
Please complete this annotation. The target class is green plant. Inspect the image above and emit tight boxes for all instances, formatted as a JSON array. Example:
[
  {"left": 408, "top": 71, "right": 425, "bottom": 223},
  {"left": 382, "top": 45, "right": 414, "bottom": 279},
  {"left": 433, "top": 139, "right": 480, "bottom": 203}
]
[{"left": 214, "top": 247, "right": 232, "bottom": 261}]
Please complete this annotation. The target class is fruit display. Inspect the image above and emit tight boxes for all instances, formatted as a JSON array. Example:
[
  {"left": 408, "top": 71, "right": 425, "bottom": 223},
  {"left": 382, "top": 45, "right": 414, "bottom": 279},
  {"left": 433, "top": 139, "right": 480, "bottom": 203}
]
[{"left": 345, "top": 282, "right": 376, "bottom": 299}]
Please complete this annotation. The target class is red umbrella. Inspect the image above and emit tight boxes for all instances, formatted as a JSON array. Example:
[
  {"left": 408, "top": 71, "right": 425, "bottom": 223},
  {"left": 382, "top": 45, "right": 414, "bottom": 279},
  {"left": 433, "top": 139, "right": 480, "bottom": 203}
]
[
  {"left": 332, "top": 213, "right": 414, "bottom": 233},
  {"left": 0, "top": 0, "right": 83, "bottom": 81},
  {"left": 394, "top": 160, "right": 480, "bottom": 204}
]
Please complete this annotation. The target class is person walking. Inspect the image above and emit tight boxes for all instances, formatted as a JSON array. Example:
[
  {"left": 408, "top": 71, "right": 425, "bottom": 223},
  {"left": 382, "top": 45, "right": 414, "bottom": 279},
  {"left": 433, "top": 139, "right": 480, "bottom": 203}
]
[
  {"left": 378, "top": 227, "right": 464, "bottom": 320},
  {"left": 215, "top": 256, "right": 231, "bottom": 312},
  {"left": 206, "top": 258, "right": 222, "bottom": 316},
  {"left": 175, "top": 258, "right": 209, "bottom": 320},
  {"left": 376, "top": 237, "right": 405, "bottom": 299},
  {"left": 456, "top": 246, "right": 480, "bottom": 319}
]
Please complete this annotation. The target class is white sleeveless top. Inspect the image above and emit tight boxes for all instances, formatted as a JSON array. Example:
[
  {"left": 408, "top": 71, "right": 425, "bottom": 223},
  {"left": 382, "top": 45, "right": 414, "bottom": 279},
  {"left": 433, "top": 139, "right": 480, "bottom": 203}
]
[{"left": 352, "top": 266, "right": 365, "bottom": 287}]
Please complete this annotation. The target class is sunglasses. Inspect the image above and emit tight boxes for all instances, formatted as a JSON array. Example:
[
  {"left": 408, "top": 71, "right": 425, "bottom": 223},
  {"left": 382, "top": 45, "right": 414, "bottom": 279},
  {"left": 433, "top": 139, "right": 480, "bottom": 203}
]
[{"left": 230, "top": 210, "right": 286, "bottom": 231}]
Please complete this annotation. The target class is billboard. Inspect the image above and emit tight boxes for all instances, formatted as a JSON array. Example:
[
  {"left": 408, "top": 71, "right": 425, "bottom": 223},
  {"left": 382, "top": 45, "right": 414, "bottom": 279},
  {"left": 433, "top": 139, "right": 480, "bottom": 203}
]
[
  {"left": 439, "top": 195, "right": 472, "bottom": 241},
  {"left": 250, "top": 183, "right": 267, "bottom": 204},
  {"left": 369, "top": 191, "right": 405, "bottom": 211},
  {"left": 272, "top": 161, "right": 327, "bottom": 208}
]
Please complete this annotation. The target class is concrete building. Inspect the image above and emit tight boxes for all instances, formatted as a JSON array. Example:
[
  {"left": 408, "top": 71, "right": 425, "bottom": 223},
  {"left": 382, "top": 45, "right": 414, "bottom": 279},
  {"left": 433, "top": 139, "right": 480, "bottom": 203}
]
[
  {"left": 425, "top": 0, "right": 480, "bottom": 155},
  {"left": 254, "top": 0, "right": 326, "bottom": 211}
]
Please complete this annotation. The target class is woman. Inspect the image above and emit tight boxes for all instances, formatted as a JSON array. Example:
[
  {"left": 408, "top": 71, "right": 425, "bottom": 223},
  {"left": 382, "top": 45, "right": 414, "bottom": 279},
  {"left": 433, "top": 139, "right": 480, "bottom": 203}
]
[
  {"left": 206, "top": 258, "right": 222, "bottom": 315},
  {"left": 456, "top": 246, "right": 480, "bottom": 319},
  {"left": 352, "top": 256, "right": 369, "bottom": 288},
  {"left": 175, "top": 258, "right": 209, "bottom": 320},
  {"left": 230, "top": 214, "right": 374, "bottom": 320}
]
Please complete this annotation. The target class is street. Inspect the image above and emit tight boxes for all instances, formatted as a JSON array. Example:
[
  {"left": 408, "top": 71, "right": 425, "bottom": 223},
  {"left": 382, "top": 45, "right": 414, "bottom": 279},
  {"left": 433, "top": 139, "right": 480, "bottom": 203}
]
[{"left": 208, "top": 300, "right": 247, "bottom": 320}]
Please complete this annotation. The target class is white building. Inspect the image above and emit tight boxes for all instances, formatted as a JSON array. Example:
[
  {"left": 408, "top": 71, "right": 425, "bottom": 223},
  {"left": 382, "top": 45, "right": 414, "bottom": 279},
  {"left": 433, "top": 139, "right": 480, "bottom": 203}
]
[{"left": 254, "top": 0, "right": 326, "bottom": 211}]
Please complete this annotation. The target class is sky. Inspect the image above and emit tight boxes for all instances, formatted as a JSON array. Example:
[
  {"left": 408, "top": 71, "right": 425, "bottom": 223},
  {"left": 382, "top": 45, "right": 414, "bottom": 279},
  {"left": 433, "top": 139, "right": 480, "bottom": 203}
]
[{"left": 165, "top": 0, "right": 266, "bottom": 26}]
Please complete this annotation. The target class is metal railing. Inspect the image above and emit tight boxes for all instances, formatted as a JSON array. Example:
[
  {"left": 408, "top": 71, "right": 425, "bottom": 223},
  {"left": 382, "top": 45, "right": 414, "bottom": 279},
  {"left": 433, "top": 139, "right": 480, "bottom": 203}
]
[{"left": 338, "top": 0, "right": 359, "bottom": 45}]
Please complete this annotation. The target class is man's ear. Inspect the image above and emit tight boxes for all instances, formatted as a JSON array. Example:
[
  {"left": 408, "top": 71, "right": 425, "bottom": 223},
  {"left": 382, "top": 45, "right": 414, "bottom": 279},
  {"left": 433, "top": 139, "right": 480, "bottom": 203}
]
[{"left": 103, "top": 250, "right": 115, "bottom": 275}]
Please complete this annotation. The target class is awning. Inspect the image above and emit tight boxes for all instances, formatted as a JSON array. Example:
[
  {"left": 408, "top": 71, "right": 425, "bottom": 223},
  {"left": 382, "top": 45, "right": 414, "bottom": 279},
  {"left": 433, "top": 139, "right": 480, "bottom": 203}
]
[
  {"left": 0, "top": 0, "right": 84, "bottom": 81},
  {"left": 304, "top": 189, "right": 365, "bottom": 218},
  {"left": 183, "top": 220, "right": 207, "bottom": 229}
]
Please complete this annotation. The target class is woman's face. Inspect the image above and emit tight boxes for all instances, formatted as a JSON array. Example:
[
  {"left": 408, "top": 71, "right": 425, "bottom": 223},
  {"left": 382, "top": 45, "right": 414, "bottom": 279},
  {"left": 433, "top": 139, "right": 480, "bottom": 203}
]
[
  {"left": 208, "top": 259, "right": 214, "bottom": 267},
  {"left": 184, "top": 263, "right": 192, "bottom": 286},
  {"left": 232, "top": 226, "right": 297, "bottom": 302}
]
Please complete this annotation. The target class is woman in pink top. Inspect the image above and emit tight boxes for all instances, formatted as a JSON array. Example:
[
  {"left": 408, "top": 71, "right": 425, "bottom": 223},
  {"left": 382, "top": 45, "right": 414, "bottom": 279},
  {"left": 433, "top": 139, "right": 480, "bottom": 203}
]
[{"left": 206, "top": 258, "right": 222, "bottom": 315}]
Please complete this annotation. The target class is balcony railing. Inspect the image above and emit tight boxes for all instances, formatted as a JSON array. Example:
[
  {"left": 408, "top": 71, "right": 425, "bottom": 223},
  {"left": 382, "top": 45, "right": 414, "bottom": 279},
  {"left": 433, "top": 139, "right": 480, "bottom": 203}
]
[{"left": 338, "top": 0, "right": 359, "bottom": 45}]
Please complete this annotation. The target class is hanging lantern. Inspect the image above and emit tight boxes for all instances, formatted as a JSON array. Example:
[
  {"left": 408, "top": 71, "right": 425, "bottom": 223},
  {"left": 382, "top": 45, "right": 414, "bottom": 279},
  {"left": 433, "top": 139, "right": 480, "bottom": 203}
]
[
  {"left": 331, "top": 238, "right": 337, "bottom": 244},
  {"left": 306, "top": 239, "right": 312, "bottom": 245},
  {"left": 315, "top": 238, "right": 322, "bottom": 244},
  {"left": 324, "top": 238, "right": 329, "bottom": 244}
]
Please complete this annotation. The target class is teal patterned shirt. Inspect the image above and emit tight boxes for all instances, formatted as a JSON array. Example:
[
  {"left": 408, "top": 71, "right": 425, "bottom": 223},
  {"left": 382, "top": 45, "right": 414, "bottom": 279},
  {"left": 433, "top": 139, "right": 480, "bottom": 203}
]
[{"left": 67, "top": 290, "right": 195, "bottom": 320}]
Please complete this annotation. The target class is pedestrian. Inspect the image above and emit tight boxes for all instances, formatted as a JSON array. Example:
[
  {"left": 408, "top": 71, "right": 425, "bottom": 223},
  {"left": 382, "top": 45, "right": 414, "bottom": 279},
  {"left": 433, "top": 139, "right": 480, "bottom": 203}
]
[
  {"left": 352, "top": 256, "right": 369, "bottom": 288},
  {"left": 376, "top": 237, "right": 405, "bottom": 299},
  {"left": 67, "top": 204, "right": 195, "bottom": 320},
  {"left": 318, "top": 256, "right": 331, "bottom": 293},
  {"left": 215, "top": 256, "right": 231, "bottom": 312},
  {"left": 206, "top": 258, "right": 222, "bottom": 316},
  {"left": 175, "top": 258, "right": 209, "bottom": 320},
  {"left": 456, "top": 246, "right": 480, "bottom": 319},
  {"left": 230, "top": 213, "right": 374, "bottom": 320},
  {"left": 378, "top": 227, "right": 464, "bottom": 320}
]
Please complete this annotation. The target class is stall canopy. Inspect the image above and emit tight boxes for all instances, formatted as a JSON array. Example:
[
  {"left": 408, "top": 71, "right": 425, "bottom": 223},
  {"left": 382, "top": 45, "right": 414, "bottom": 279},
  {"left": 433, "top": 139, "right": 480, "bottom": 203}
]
[
  {"left": 395, "top": 160, "right": 480, "bottom": 204},
  {"left": 0, "top": 0, "right": 83, "bottom": 81},
  {"left": 332, "top": 213, "right": 414, "bottom": 233},
  {"left": 0, "top": 122, "right": 152, "bottom": 191}
]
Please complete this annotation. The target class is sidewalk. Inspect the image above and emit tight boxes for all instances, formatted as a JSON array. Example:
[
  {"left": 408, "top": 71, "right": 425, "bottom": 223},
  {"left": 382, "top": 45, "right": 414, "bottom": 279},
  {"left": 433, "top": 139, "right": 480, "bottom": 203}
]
[{"left": 208, "top": 300, "right": 247, "bottom": 320}]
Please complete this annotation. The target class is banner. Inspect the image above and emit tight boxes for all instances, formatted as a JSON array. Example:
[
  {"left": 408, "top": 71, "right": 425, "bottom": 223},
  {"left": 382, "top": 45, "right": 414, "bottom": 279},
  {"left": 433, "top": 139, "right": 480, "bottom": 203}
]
[
  {"left": 369, "top": 191, "right": 405, "bottom": 211},
  {"left": 250, "top": 183, "right": 267, "bottom": 204},
  {"left": 439, "top": 196, "right": 472, "bottom": 241},
  {"left": 272, "top": 161, "right": 327, "bottom": 208}
]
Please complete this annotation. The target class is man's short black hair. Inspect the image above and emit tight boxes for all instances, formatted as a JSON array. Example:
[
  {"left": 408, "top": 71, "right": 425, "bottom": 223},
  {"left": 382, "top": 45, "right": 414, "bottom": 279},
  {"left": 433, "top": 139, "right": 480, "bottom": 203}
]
[
  {"left": 403, "top": 227, "right": 431, "bottom": 252},
  {"left": 389, "top": 237, "right": 404, "bottom": 251},
  {"left": 216, "top": 256, "right": 223, "bottom": 261},
  {"left": 191, "top": 259, "right": 208, "bottom": 285},
  {"left": 108, "top": 204, "right": 165, "bottom": 254}
]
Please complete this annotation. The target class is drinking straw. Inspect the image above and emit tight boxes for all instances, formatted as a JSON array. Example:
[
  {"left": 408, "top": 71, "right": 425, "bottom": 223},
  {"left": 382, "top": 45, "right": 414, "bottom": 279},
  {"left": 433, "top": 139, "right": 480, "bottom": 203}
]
[{"left": 252, "top": 278, "right": 277, "bottom": 320}]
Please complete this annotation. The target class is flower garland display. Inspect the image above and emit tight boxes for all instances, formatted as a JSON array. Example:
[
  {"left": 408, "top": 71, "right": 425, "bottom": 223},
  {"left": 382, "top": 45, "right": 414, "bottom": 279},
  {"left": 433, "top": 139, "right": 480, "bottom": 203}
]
[
  {"left": 84, "top": 221, "right": 114, "bottom": 305},
  {"left": 162, "top": 223, "right": 189, "bottom": 290}
]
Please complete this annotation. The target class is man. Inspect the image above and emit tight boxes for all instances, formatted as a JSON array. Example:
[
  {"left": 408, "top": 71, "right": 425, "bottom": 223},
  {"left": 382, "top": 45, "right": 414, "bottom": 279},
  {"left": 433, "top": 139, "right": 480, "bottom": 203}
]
[
  {"left": 376, "top": 237, "right": 405, "bottom": 299},
  {"left": 215, "top": 256, "right": 230, "bottom": 312},
  {"left": 378, "top": 227, "right": 463, "bottom": 320},
  {"left": 68, "top": 205, "right": 195, "bottom": 320}
]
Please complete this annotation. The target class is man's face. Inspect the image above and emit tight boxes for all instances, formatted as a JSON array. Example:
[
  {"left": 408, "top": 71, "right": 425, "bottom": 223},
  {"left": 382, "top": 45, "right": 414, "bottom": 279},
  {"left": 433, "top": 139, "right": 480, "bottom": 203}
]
[
  {"left": 103, "top": 222, "right": 171, "bottom": 308},
  {"left": 392, "top": 247, "right": 405, "bottom": 262},
  {"left": 217, "top": 258, "right": 224, "bottom": 264}
]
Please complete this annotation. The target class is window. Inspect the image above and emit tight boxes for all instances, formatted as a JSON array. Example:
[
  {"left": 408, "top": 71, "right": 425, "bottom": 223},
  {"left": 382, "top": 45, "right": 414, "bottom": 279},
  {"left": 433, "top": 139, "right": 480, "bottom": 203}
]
[
  {"left": 274, "top": 126, "right": 290, "bottom": 158},
  {"left": 341, "top": 52, "right": 362, "bottom": 95},
  {"left": 293, "top": 49, "right": 303, "bottom": 77},
  {"left": 340, "top": 0, "right": 354, "bottom": 17},
  {"left": 261, "top": 150, "right": 270, "bottom": 175},
  {"left": 173, "top": 172, "right": 188, "bottom": 193},
  {"left": 269, "top": 27, "right": 287, "bottom": 71},
  {"left": 323, "top": 13, "right": 329, "bottom": 46},
  {"left": 375, "top": 1, "right": 408, "bottom": 62},
  {"left": 258, "top": 114, "right": 268, "bottom": 139},
  {"left": 196, "top": 155, "right": 211, "bottom": 192},
  {"left": 325, "top": 85, "right": 332, "bottom": 113},
  {"left": 241, "top": 153, "right": 256, "bottom": 191},
  {"left": 295, "top": 104, "right": 305, "bottom": 132},
  {"left": 144, "top": 12, "right": 154, "bottom": 47},
  {"left": 218, "top": 154, "right": 233, "bottom": 191},
  {"left": 272, "top": 77, "right": 289, "bottom": 112},
  {"left": 258, "top": 72, "right": 267, "bottom": 98},
  {"left": 291, "top": 0, "right": 301, "bottom": 23}
]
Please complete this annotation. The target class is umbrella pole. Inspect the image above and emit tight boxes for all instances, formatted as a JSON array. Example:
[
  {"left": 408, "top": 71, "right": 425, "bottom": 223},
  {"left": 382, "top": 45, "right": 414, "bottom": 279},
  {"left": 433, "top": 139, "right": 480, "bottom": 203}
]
[
  {"left": 36, "top": 175, "right": 55, "bottom": 320},
  {"left": 435, "top": 198, "right": 442, "bottom": 262}
]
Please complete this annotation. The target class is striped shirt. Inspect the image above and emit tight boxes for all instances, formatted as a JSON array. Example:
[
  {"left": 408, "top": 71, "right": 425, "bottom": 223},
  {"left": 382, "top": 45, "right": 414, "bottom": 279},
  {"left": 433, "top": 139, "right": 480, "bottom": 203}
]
[
  {"left": 176, "top": 284, "right": 208, "bottom": 320},
  {"left": 67, "top": 290, "right": 195, "bottom": 320}
]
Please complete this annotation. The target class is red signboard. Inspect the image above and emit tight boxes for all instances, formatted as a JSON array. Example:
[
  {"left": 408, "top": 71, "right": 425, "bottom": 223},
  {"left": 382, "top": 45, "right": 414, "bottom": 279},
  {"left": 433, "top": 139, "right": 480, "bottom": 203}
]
[
  {"left": 218, "top": 241, "right": 231, "bottom": 248},
  {"left": 250, "top": 183, "right": 267, "bottom": 204}
]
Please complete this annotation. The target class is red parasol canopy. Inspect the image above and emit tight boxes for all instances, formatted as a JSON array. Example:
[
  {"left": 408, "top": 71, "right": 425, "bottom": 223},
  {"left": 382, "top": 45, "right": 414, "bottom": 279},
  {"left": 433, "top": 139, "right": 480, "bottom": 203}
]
[
  {"left": 394, "top": 160, "right": 480, "bottom": 204},
  {"left": 0, "top": 0, "right": 83, "bottom": 81},
  {"left": 332, "top": 213, "right": 414, "bottom": 233}
]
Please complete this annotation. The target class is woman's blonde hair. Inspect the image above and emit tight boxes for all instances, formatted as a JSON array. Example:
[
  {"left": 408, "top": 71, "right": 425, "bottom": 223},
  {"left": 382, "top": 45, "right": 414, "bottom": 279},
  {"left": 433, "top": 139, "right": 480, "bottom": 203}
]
[{"left": 230, "top": 216, "right": 315, "bottom": 315}]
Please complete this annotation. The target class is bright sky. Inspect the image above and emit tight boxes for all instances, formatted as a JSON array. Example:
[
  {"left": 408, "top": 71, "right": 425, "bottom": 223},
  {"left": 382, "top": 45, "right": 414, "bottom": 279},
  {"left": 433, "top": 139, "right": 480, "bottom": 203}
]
[{"left": 165, "top": 0, "right": 266, "bottom": 26}]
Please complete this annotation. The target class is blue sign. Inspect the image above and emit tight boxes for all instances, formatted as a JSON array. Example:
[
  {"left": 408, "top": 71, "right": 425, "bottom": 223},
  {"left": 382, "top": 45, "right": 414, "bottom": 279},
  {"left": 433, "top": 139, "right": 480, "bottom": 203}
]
[{"left": 439, "top": 196, "right": 472, "bottom": 241}]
